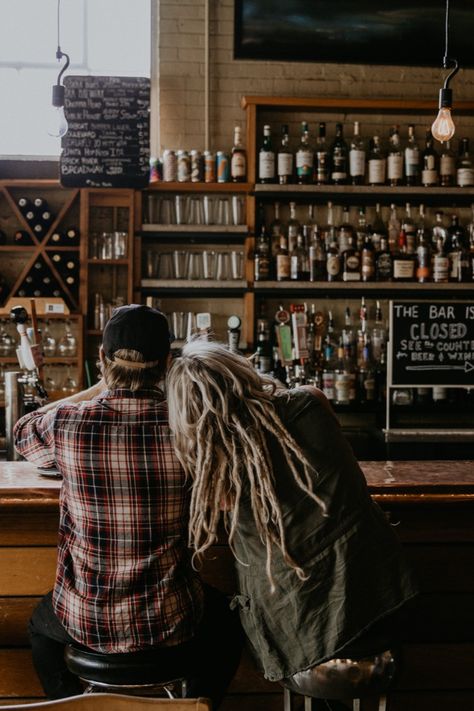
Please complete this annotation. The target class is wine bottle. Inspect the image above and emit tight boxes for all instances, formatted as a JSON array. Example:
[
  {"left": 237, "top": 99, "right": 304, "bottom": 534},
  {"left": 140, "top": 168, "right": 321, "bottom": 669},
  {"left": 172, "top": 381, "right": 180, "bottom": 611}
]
[
  {"left": 440, "top": 140, "right": 456, "bottom": 186},
  {"left": 404, "top": 124, "right": 420, "bottom": 186},
  {"left": 387, "top": 125, "right": 403, "bottom": 186},
  {"left": 349, "top": 121, "right": 366, "bottom": 185},
  {"left": 258, "top": 125, "right": 276, "bottom": 184},
  {"left": 315, "top": 122, "right": 329, "bottom": 185},
  {"left": 421, "top": 130, "right": 439, "bottom": 187},
  {"left": 14, "top": 230, "right": 33, "bottom": 245},
  {"left": 277, "top": 124, "right": 293, "bottom": 184},
  {"left": 17, "top": 197, "right": 33, "bottom": 215},
  {"left": 330, "top": 123, "right": 349, "bottom": 185},
  {"left": 231, "top": 126, "right": 247, "bottom": 183},
  {"left": 295, "top": 121, "right": 314, "bottom": 185},
  {"left": 456, "top": 137, "right": 474, "bottom": 187},
  {"left": 64, "top": 227, "right": 80, "bottom": 245},
  {"left": 368, "top": 135, "right": 386, "bottom": 186}
]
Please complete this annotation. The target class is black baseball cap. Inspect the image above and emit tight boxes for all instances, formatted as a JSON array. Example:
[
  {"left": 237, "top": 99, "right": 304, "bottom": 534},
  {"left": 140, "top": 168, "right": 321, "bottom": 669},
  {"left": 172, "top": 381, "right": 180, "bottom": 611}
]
[{"left": 103, "top": 304, "right": 171, "bottom": 365}]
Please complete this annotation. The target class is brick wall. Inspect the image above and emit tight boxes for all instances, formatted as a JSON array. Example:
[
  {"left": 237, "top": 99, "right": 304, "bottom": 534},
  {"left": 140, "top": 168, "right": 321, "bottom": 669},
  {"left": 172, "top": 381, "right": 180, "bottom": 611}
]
[{"left": 154, "top": 0, "right": 474, "bottom": 156}]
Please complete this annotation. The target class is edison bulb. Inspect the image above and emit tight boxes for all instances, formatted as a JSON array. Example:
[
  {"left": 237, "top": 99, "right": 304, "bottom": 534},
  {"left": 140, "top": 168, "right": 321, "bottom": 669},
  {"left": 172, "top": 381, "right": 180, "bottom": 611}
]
[
  {"left": 47, "top": 105, "right": 68, "bottom": 138},
  {"left": 431, "top": 107, "right": 455, "bottom": 143}
]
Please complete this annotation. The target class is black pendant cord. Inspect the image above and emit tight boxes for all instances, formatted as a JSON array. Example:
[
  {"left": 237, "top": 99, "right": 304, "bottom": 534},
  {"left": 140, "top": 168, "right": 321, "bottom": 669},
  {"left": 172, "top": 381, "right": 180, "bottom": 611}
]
[
  {"left": 55, "top": 0, "right": 70, "bottom": 86},
  {"left": 442, "top": 0, "right": 459, "bottom": 89}
]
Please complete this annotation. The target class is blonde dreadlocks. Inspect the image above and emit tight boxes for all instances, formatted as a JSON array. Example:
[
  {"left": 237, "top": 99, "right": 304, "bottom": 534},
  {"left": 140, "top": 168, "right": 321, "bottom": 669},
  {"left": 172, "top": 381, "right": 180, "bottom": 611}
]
[{"left": 167, "top": 339, "right": 326, "bottom": 591}]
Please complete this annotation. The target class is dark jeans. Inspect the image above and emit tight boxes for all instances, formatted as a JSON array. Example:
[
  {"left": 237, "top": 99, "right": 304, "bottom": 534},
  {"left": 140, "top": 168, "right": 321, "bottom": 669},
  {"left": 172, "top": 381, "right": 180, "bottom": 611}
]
[{"left": 29, "top": 584, "right": 244, "bottom": 708}]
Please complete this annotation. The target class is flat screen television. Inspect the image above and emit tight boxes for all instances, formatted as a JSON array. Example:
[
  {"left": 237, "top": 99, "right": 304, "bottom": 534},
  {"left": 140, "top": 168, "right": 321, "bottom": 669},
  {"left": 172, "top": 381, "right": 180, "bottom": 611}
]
[{"left": 234, "top": 0, "right": 474, "bottom": 68}]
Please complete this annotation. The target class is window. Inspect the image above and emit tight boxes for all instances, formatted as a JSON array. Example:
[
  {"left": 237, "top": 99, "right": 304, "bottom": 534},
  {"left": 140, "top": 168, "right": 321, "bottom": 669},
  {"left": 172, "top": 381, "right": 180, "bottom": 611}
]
[{"left": 0, "top": 0, "right": 150, "bottom": 158}]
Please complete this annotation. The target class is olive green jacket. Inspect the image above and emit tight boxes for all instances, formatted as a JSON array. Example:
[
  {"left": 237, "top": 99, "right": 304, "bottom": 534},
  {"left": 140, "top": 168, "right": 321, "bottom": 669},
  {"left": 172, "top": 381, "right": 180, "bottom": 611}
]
[{"left": 230, "top": 389, "right": 418, "bottom": 681}]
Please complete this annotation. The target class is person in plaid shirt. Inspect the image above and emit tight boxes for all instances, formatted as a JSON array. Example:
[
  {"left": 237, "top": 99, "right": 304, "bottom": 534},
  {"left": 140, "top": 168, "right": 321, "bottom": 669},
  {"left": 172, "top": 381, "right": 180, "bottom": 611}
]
[{"left": 14, "top": 304, "right": 242, "bottom": 704}]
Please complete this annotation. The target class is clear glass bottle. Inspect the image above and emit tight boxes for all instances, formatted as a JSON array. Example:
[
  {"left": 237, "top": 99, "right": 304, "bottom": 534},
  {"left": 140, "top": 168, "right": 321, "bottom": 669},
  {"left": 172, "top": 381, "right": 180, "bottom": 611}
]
[
  {"left": 277, "top": 124, "right": 293, "bottom": 184},
  {"left": 342, "top": 234, "right": 361, "bottom": 282},
  {"left": 269, "top": 201, "right": 283, "bottom": 256},
  {"left": 330, "top": 123, "right": 349, "bottom": 185},
  {"left": 290, "top": 233, "right": 310, "bottom": 281},
  {"left": 431, "top": 210, "right": 448, "bottom": 248},
  {"left": 440, "top": 140, "right": 456, "bottom": 187},
  {"left": 315, "top": 122, "right": 329, "bottom": 185},
  {"left": 375, "top": 236, "right": 393, "bottom": 281},
  {"left": 387, "top": 125, "right": 404, "bottom": 186},
  {"left": 370, "top": 202, "right": 387, "bottom": 252},
  {"left": 326, "top": 237, "right": 341, "bottom": 282},
  {"left": 254, "top": 225, "right": 271, "bottom": 281},
  {"left": 416, "top": 212, "right": 432, "bottom": 283},
  {"left": 355, "top": 206, "right": 368, "bottom": 251},
  {"left": 371, "top": 301, "right": 387, "bottom": 364},
  {"left": 41, "top": 320, "right": 57, "bottom": 358},
  {"left": 287, "top": 201, "right": 300, "bottom": 253},
  {"left": 349, "top": 121, "right": 366, "bottom": 185},
  {"left": 421, "top": 130, "right": 439, "bottom": 187},
  {"left": 432, "top": 236, "right": 449, "bottom": 283},
  {"left": 258, "top": 124, "right": 275, "bottom": 183},
  {"left": 404, "top": 124, "right": 420, "bottom": 186},
  {"left": 402, "top": 203, "right": 417, "bottom": 255},
  {"left": 387, "top": 203, "right": 401, "bottom": 253},
  {"left": 456, "top": 137, "right": 474, "bottom": 187},
  {"left": 338, "top": 206, "right": 354, "bottom": 254},
  {"left": 296, "top": 121, "right": 314, "bottom": 184},
  {"left": 361, "top": 232, "right": 375, "bottom": 282},
  {"left": 368, "top": 135, "right": 386, "bottom": 186}
]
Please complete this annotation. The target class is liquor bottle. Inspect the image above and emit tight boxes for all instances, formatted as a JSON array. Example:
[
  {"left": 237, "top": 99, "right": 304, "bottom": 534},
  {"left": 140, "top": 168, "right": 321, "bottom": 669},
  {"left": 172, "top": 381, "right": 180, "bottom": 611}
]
[
  {"left": 295, "top": 121, "right": 314, "bottom": 185},
  {"left": 338, "top": 206, "right": 354, "bottom": 254},
  {"left": 387, "top": 203, "right": 400, "bottom": 253},
  {"left": 334, "top": 340, "right": 356, "bottom": 406},
  {"left": 368, "top": 135, "right": 386, "bottom": 186},
  {"left": 321, "top": 332, "right": 337, "bottom": 402},
  {"left": 269, "top": 201, "right": 283, "bottom": 256},
  {"left": 456, "top": 137, "right": 474, "bottom": 187},
  {"left": 431, "top": 210, "right": 448, "bottom": 248},
  {"left": 469, "top": 218, "right": 474, "bottom": 281},
  {"left": 342, "top": 307, "right": 355, "bottom": 361},
  {"left": 309, "top": 232, "right": 327, "bottom": 281},
  {"left": 231, "top": 126, "right": 247, "bottom": 182},
  {"left": 342, "top": 234, "right": 361, "bottom": 282},
  {"left": 361, "top": 232, "right": 375, "bottom": 282},
  {"left": 254, "top": 322, "right": 273, "bottom": 374},
  {"left": 258, "top": 124, "right": 275, "bottom": 183},
  {"left": 315, "top": 122, "right": 329, "bottom": 185},
  {"left": 370, "top": 203, "right": 387, "bottom": 252},
  {"left": 387, "top": 125, "right": 403, "bottom": 186},
  {"left": 374, "top": 345, "right": 387, "bottom": 404},
  {"left": 421, "top": 130, "right": 439, "bottom": 186},
  {"left": 330, "top": 123, "right": 349, "bottom": 185},
  {"left": 287, "top": 201, "right": 300, "bottom": 253},
  {"left": 439, "top": 140, "right": 456, "bottom": 186},
  {"left": 326, "top": 236, "right": 341, "bottom": 282},
  {"left": 404, "top": 124, "right": 420, "bottom": 185},
  {"left": 349, "top": 121, "right": 366, "bottom": 185},
  {"left": 432, "top": 236, "right": 449, "bottom": 283},
  {"left": 303, "top": 204, "right": 318, "bottom": 243},
  {"left": 401, "top": 203, "right": 417, "bottom": 255},
  {"left": 355, "top": 207, "right": 368, "bottom": 250},
  {"left": 322, "top": 201, "right": 336, "bottom": 249},
  {"left": 277, "top": 124, "right": 294, "bottom": 184},
  {"left": 371, "top": 301, "right": 387, "bottom": 363},
  {"left": 375, "top": 236, "right": 393, "bottom": 281},
  {"left": 447, "top": 215, "right": 468, "bottom": 282},
  {"left": 227, "top": 315, "right": 242, "bottom": 354},
  {"left": 254, "top": 225, "right": 271, "bottom": 281},
  {"left": 275, "top": 234, "right": 290, "bottom": 281},
  {"left": 290, "top": 233, "right": 309, "bottom": 280},
  {"left": 416, "top": 214, "right": 432, "bottom": 283},
  {"left": 357, "top": 337, "right": 375, "bottom": 404},
  {"left": 393, "top": 231, "right": 415, "bottom": 281}
]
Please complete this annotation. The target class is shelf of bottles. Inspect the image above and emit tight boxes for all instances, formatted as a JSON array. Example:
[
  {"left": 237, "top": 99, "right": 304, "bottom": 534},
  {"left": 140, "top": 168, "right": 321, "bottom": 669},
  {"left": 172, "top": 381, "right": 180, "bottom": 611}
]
[
  {"left": 253, "top": 200, "right": 474, "bottom": 287},
  {"left": 252, "top": 296, "right": 474, "bottom": 427}
]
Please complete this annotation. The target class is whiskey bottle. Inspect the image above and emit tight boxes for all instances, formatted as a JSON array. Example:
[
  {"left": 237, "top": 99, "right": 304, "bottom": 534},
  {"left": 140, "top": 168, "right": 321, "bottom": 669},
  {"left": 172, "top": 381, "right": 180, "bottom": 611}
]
[
  {"left": 387, "top": 203, "right": 400, "bottom": 253},
  {"left": 287, "top": 201, "right": 300, "bottom": 253},
  {"left": 334, "top": 341, "right": 356, "bottom": 406},
  {"left": 254, "top": 227, "right": 271, "bottom": 281},
  {"left": 387, "top": 125, "right": 403, "bottom": 186},
  {"left": 349, "top": 121, "right": 366, "bottom": 185},
  {"left": 295, "top": 121, "right": 314, "bottom": 185},
  {"left": 375, "top": 236, "right": 393, "bottom": 281},
  {"left": 276, "top": 234, "right": 291, "bottom": 281},
  {"left": 258, "top": 125, "right": 275, "bottom": 183},
  {"left": 338, "top": 206, "right": 354, "bottom": 254},
  {"left": 439, "top": 140, "right": 456, "bottom": 186},
  {"left": 416, "top": 219, "right": 432, "bottom": 283},
  {"left": 371, "top": 301, "right": 387, "bottom": 363},
  {"left": 231, "top": 126, "right": 247, "bottom": 182},
  {"left": 432, "top": 236, "right": 449, "bottom": 283},
  {"left": 342, "top": 234, "right": 361, "bottom": 282},
  {"left": 421, "top": 130, "right": 439, "bottom": 186},
  {"left": 277, "top": 124, "right": 294, "bottom": 184},
  {"left": 361, "top": 232, "right": 375, "bottom": 282},
  {"left": 393, "top": 231, "right": 415, "bottom": 281},
  {"left": 290, "top": 233, "right": 309, "bottom": 280},
  {"left": 315, "top": 122, "right": 329, "bottom": 185},
  {"left": 326, "top": 237, "right": 341, "bottom": 282},
  {"left": 368, "top": 135, "right": 386, "bottom": 186},
  {"left": 355, "top": 207, "right": 368, "bottom": 251},
  {"left": 309, "top": 232, "right": 327, "bottom": 281},
  {"left": 456, "top": 137, "right": 474, "bottom": 187}
]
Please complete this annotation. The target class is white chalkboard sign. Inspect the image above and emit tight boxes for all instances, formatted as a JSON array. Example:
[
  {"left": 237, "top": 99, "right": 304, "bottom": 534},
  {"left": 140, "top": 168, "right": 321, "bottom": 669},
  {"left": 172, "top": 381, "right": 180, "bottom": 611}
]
[
  {"left": 60, "top": 75, "right": 150, "bottom": 188},
  {"left": 389, "top": 301, "right": 474, "bottom": 387}
]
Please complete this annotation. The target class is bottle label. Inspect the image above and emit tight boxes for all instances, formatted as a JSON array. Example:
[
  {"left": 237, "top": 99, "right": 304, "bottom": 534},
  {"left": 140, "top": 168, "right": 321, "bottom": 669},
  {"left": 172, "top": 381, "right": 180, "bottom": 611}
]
[
  {"left": 349, "top": 149, "right": 365, "bottom": 177},
  {"left": 368, "top": 158, "right": 386, "bottom": 184},
  {"left": 361, "top": 253, "right": 375, "bottom": 278},
  {"left": 296, "top": 150, "right": 313, "bottom": 177},
  {"left": 449, "top": 251, "right": 461, "bottom": 279},
  {"left": 254, "top": 257, "right": 270, "bottom": 281},
  {"left": 405, "top": 147, "right": 420, "bottom": 176},
  {"left": 376, "top": 253, "right": 392, "bottom": 279},
  {"left": 331, "top": 151, "right": 347, "bottom": 181},
  {"left": 440, "top": 154, "right": 455, "bottom": 177},
  {"left": 433, "top": 256, "right": 449, "bottom": 282},
  {"left": 278, "top": 153, "right": 293, "bottom": 177},
  {"left": 315, "top": 152, "right": 328, "bottom": 182},
  {"left": 393, "top": 258, "right": 415, "bottom": 279},
  {"left": 276, "top": 254, "right": 290, "bottom": 279},
  {"left": 322, "top": 371, "right": 335, "bottom": 401},
  {"left": 387, "top": 154, "right": 403, "bottom": 180},
  {"left": 326, "top": 254, "right": 341, "bottom": 276},
  {"left": 290, "top": 256, "right": 300, "bottom": 280},
  {"left": 259, "top": 152, "right": 275, "bottom": 179},
  {"left": 457, "top": 168, "right": 474, "bottom": 187},
  {"left": 231, "top": 154, "right": 246, "bottom": 178},
  {"left": 421, "top": 168, "right": 438, "bottom": 186}
]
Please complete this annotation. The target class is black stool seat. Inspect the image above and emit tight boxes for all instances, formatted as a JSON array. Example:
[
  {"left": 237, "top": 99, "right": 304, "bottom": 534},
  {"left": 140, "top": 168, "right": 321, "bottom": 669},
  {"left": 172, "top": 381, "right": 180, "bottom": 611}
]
[
  {"left": 282, "top": 648, "right": 397, "bottom": 700},
  {"left": 65, "top": 645, "right": 192, "bottom": 687}
]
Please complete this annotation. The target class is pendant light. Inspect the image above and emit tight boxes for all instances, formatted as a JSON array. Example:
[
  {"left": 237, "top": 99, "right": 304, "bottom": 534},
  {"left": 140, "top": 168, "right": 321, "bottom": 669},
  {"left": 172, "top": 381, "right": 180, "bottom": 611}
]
[
  {"left": 431, "top": 0, "right": 459, "bottom": 143},
  {"left": 48, "top": 0, "right": 70, "bottom": 138}
]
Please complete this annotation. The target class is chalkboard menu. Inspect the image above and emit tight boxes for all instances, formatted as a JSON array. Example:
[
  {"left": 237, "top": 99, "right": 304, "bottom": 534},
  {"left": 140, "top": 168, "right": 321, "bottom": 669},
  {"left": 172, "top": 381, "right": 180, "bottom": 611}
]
[
  {"left": 389, "top": 301, "right": 474, "bottom": 387},
  {"left": 60, "top": 76, "right": 150, "bottom": 188}
]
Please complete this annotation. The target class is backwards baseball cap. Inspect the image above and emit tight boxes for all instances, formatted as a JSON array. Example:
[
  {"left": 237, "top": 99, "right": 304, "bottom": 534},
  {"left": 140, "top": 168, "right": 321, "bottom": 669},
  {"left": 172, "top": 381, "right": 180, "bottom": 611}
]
[{"left": 102, "top": 304, "right": 171, "bottom": 369}]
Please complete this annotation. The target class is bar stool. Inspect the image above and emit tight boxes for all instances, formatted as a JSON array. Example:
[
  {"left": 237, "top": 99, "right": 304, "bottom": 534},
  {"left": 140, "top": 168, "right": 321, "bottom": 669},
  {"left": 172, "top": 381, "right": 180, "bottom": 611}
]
[
  {"left": 281, "top": 647, "right": 398, "bottom": 711},
  {"left": 65, "top": 645, "right": 193, "bottom": 698}
]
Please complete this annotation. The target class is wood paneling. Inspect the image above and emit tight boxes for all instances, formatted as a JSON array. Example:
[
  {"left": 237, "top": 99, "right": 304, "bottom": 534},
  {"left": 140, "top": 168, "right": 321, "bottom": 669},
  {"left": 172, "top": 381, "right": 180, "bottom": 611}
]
[
  {"left": 0, "top": 549, "right": 56, "bottom": 596},
  {"left": 0, "top": 598, "right": 40, "bottom": 646}
]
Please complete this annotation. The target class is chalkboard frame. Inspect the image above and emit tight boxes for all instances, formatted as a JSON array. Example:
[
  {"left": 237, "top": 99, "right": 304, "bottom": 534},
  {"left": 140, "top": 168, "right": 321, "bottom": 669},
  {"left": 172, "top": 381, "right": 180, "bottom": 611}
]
[
  {"left": 388, "top": 300, "right": 474, "bottom": 389},
  {"left": 60, "top": 75, "right": 150, "bottom": 189}
]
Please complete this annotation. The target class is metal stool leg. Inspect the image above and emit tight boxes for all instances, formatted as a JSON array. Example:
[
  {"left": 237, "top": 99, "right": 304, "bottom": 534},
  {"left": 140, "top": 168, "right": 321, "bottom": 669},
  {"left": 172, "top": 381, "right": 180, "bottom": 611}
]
[
  {"left": 378, "top": 696, "right": 387, "bottom": 711},
  {"left": 352, "top": 700, "right": 361, "bottom": 711},
  {"left": 304, "top": 695, "right": 312, "bottom": 711},
  {"left": 284, "top": 687, "right": 293, "bottom": 711}
]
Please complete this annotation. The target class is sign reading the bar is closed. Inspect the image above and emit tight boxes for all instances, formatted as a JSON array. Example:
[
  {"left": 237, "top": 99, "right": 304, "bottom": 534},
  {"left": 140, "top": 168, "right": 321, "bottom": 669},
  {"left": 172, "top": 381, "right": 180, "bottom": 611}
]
[
  {"left": 389, "top": 301, "right": 474, "bottom": 387},
  {"left": 60, "top": 75, "right": 150, "bottom": 189}
]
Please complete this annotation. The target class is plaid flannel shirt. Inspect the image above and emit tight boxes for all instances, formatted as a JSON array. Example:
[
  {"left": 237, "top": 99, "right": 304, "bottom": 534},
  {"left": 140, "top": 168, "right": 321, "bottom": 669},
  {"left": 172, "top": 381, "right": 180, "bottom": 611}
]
[{"left": 14, "top": 388, "right": 204, "bottom": 653}]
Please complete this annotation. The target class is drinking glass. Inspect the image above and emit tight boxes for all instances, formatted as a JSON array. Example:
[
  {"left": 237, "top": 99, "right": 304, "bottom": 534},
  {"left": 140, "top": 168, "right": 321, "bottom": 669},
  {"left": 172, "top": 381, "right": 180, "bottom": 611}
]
[
  {"left": 175, "top": 195, "right": 185, "bottom": 225},
  {"left": 41, "top": 320, "right": 57, "bottom": 357},
  {"left": 57, "top": 321, "right": 77, "bottom": 357},
  {"left": 172, "top": 250, "right": 188, "bottom": 279},
  {"left": 61, "top": 367, "right": 78, "bottom": 395},
  {"left": 157, "top": 252, "right": 173, "bottom": 279},
  {"left": 187, "top": 251, "right": 202, "bottom": 280},
  {"left": 187, "top": 197, "right": 204, "bottom": 225},
  {"left": 202, "top": 250, "right": 216, "bottom": 279},
  {"left": 203, "top": 195, "right": 214, "bottom": 225},
  {"left": 113, "top": 231, "right": 127, "bottom": 259},
  {"left": 232, "top": 195, "right": 245, "bottom": 225},
  {"left": 159, "top": 197, "right": 176, "bottom": 224},
  {"left": 230, "top": 250, "right": 244, "bottom": 280},
  {"left": 0, "top": 321, "right": 15, "bottom": 357},
  {"left": 216, "top": 197, "right": 230, "bottom": 225},
  {"left": 216, "top": 252, "right": 231, "bottom": 280},
  {"left": 145, "top": 194, "right": 159, "bottom": 224}
]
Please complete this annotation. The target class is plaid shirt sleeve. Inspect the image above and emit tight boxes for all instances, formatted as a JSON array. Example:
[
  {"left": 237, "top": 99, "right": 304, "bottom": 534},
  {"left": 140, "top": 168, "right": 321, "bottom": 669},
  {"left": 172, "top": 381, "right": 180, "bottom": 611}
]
[{"left": 14, "top": 408, "right": 57, "bottom": 468}]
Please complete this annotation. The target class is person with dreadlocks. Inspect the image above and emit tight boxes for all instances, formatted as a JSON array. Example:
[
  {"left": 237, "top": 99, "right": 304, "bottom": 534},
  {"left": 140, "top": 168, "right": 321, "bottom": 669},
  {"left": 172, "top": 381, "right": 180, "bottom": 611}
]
[{"left": 167, "top": 339, "right": 418, "bottom": 690}]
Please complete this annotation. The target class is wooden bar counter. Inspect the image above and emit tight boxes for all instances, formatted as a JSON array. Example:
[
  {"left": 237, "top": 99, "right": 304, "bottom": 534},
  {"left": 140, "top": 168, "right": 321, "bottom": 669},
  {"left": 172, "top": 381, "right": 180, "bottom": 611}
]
[{"left": 1, "top": 461, "right": 473, "bottom": 711}]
